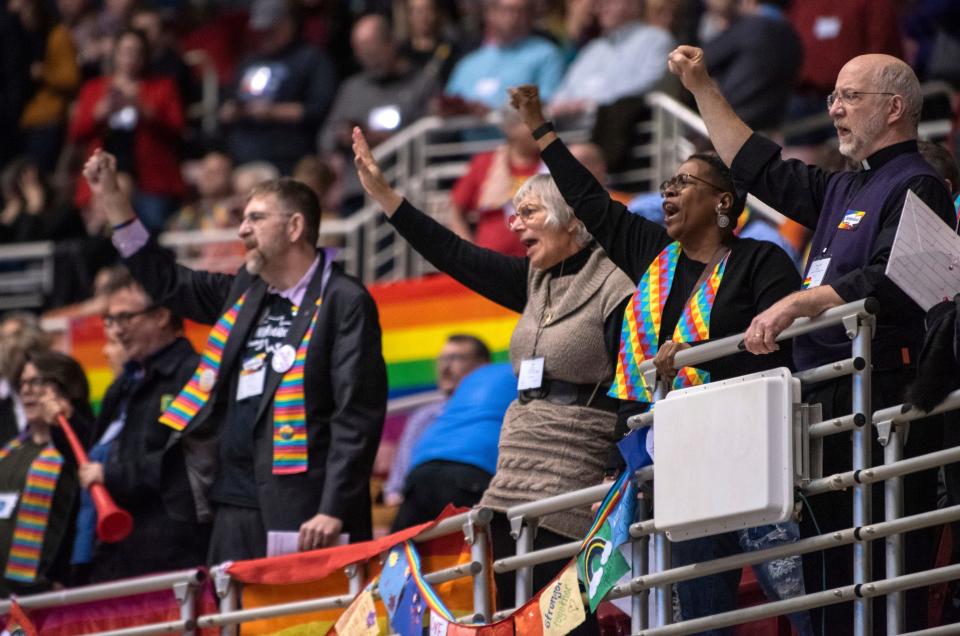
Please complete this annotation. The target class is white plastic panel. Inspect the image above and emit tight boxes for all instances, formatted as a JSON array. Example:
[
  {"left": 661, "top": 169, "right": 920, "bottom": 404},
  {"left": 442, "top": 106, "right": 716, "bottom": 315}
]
[{"left": 653, "top": 368, "right": 796, "bottom": 541}]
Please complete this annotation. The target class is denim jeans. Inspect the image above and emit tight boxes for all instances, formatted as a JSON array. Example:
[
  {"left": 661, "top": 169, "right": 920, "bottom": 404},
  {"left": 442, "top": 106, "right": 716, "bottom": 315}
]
[{"left": 672, "top": 521, "right": 813, "bottom": 636}]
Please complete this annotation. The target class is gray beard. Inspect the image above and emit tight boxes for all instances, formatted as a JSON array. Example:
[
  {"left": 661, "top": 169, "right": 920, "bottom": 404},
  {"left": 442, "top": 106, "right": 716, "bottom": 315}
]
[{"left": 245, "top": 250, "right": 265, "bottom": 275}]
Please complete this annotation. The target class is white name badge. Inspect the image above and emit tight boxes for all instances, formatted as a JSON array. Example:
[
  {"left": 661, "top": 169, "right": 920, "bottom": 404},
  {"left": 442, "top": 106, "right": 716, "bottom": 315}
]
[
  {"left": 803, "top": 257, "right": 831, "bottom": 289},
  {"left": 0, "top": 493, "right": 19, "bottom": 519},
  {"left": 517, "top": 357, "right": 545, "bottom": 391},
  {"left": 237, "top": 366, "right": 266, "bottom": 401}
]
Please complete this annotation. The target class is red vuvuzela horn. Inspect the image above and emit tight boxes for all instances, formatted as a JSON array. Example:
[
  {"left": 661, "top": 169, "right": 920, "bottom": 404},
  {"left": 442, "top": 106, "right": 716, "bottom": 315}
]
[{"left": 57, "top": 414, "right": 133, "bottom": 543}]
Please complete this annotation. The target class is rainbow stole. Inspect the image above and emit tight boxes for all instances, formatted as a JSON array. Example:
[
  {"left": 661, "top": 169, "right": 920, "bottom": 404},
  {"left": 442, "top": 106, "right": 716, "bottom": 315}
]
[
  {"left": 271, "top": 299, "right": 321, "bottom": 475},
  {"left": 159, "top": 292, "right": 248, "bottom": 431},
  {"left": 608, "top": 242, "right": 728, "bottom": 402},
  {"left": 159, "top": 292, "right": 321, "bottom": 475},
  {"left": 0, "top": 438, "right": 64, "bottom": 583}
]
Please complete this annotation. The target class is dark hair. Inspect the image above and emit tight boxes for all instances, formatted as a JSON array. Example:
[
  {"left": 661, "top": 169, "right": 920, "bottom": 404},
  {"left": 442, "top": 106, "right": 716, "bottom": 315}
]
[
  {"left": 918, "top": 141, "right": 959, "bottom": 196},
  {"left": 23, "top": 350, "right": 90, "bottom": 412},
  {"left": 103, "top": 266, "right": 184, "bottom": 331},
  {"left": 249, "top": 178, "right": 322, "bottom": 246},
  {"left": 686, "top": 151, "right": 746, "bottom": 220},
  {"left": 114, "top": 28, "right": 151, "bottom": 70},
  {"left": 447, "top": 334, "right": 491, "bottom": 362}
]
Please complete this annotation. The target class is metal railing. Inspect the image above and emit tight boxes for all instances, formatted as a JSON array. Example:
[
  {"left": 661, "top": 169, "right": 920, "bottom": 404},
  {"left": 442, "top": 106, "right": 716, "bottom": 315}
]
[{"left": 6, "top": 297, "right": 960, "bottom": 635}]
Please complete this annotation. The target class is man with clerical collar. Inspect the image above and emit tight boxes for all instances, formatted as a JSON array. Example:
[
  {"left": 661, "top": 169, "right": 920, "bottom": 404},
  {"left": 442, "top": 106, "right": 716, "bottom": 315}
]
[
  {"left": 669, "top": 47, "right": 955, "bottom": 633},
  {"left": 82, "top": 149, "right": 387, "bottom": 563}
]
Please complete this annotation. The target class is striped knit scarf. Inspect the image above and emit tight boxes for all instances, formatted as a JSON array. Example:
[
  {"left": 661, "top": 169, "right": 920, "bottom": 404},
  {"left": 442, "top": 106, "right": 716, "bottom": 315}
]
[{"left": 0, "top": 437, "right": 64, "bottom": 583}]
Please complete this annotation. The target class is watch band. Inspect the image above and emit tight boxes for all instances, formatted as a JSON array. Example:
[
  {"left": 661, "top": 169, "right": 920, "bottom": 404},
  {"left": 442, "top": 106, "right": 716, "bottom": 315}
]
[{"left": 531, "top": 121, "right": 556, "bottom": 140}]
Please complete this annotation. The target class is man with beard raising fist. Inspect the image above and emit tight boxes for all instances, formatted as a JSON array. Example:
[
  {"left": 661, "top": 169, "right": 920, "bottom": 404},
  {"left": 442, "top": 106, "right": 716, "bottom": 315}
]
[{"left": 83, "top": 149, "right": 387, "bottom": 562}]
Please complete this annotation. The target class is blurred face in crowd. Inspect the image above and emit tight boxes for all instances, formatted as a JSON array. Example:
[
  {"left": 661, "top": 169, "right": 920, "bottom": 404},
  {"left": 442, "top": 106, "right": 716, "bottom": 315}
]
[
  {"left": 509, "top": 192, "right": 579, "bottom": 269},
  {"left": 352, "top": 15, "right": 396, "bottom": 76},
  {"left": 487, "top": 0, "right": 531, "bottom": 46},
  {"left": 113, "top": 32, "right": 147, "bottom": 78},
  {"left": 105, "top": 0, "right": 134, "bottom": 19},
  {"left": 660, "top": 159, "right": 731, "bottom": 243},
  {"left": 18, "top": 362, "right": 61, "bottom": 427},
  {"left": 828, "top": 58, "right": 897, "bottom": 162},
  {"left": 197, "top": 152, "right": 234, "bottom": 200},
  {"left": 436, "top": 340, "right": 485, "bottom": 395},
  {"left": 104, "top": 285, "right": 171, "bottom": 363},
  {"left": 56, "top": 0, "right": 90, "bottom": 23},
  {"left": 130, "top": 11, "right": 163, "bottom": 52},
  {"left": 238, "top": 193, "right": 293, "bottom": 276},
  {"left": 597, "top": 0, "right": 641, "bottom": 33},
  {"left": 408, "top": 0, "right": 439, "bottom": 40},
  {"left": 255, "top": 17, "right": 296, "bottom": 56}
]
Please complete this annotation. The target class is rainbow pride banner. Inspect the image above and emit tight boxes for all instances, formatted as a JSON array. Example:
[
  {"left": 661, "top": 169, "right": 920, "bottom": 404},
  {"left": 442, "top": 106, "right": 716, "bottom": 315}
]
[{"left": 60, "top": 274, "right": 519, "bottom": 407}]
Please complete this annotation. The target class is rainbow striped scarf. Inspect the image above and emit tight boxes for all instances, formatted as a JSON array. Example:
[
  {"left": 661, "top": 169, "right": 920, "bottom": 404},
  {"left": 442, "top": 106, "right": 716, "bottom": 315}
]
[
  {"left": 159, "top": 292, "right": 321, "bottom": 475},
  {"left": 159, "top": 292, "right": 247, "bottom": 431},
  {"left": 609, "top": 242, "right": 728, "bottom": 402},
  {"left": 0, "top": 437, "right": 64, "bottom": 583},
  {"left": 271, "top": 299, "right": 321, "bottom": 474}
]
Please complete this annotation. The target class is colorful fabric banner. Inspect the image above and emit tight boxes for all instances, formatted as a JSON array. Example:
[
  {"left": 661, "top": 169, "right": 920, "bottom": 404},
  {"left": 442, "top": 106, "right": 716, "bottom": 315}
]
[
  {"left": 390, "top": 578, "right": 425, "bottom": 636},
  {"left": 333, "top": 589, "right": 378, "bottom": 636},
  {"left": 3, "top": 600, "right": 38, "bottom": 636},
  {"left": 539, "top": 563, "right": 586, "bottom": 636},
  {"left": 379, "top": 545, "right": 411, "bottom": 616},
  {"left": 578, "top": 522, "right": 631, "bottom": 612}
]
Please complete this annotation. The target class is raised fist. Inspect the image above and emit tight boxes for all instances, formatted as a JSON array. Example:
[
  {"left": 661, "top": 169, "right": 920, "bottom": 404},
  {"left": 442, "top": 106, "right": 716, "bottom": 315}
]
[{"left": 508, "top": 84, "right": 547, "bottom": 132}]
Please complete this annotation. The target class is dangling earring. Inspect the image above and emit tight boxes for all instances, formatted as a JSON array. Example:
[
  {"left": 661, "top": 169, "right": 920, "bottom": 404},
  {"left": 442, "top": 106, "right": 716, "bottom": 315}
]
[{"left": 716, "top": 203, "right": 730, "bottom": 228}]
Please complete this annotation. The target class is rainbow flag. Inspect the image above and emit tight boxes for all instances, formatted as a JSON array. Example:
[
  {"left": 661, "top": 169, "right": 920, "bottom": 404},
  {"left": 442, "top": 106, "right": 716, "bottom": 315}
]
[
  {"left": 60, "top": 274, "right": 519, "bottom": 408},
  {"left": 227, "top": 506, "right": 483, "bottom": 635}
]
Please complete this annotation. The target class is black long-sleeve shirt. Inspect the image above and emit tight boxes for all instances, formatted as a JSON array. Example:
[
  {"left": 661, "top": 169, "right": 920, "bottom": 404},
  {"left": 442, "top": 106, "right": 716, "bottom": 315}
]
[
  {"left": 389, "top": 200, "right": 627, "bottom": 364},
  {"left": 538, "top": 137, "right": 800, "bottom": 464},
  {"left": 730, "top": 133, "right": 957, "bottom": 369}
]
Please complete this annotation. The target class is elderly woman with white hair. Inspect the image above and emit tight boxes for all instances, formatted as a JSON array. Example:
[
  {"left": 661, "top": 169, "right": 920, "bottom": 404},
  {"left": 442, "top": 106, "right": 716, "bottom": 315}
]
[{"left": 354, "top": 127, "right": 632, "bottom": 623}]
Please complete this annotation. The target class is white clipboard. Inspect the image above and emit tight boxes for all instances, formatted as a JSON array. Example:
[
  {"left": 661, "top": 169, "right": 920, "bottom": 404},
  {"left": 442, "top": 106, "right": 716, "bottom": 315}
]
[{"left": 885, "top": 189, "right": 960, "bottom": 311}]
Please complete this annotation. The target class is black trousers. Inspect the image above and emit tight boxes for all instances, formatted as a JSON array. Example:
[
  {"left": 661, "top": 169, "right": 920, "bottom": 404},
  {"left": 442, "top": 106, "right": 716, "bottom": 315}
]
[
  {"left": 391, "top": 461, "right": 492, "bottom": 532},
  {"left": 489, "top": 513, "right": 600, "bottom": 635},
  {"left": 800, "top": 369, "right": 941, "bottom": 635},
  {"left": 207, "top": 504, "right": 267, "bottom": 564}
]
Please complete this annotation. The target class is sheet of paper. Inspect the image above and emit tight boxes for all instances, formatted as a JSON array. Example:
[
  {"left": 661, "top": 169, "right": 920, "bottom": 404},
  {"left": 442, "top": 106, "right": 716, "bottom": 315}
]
[
  {"left": 885, "top": 189, "right": 960, "bottom": 311},
  {"left": 266, "top": 531, "right": 349, "bottom": 557}
]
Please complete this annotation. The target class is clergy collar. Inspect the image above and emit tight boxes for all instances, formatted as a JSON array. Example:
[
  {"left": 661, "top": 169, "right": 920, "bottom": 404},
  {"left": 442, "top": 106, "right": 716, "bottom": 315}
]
[
  {"left": 860, "top": 139, "right": 918, "bottom": 171},
  {"left": 544, "top": 242, "right": 594, "bottom": 277}
]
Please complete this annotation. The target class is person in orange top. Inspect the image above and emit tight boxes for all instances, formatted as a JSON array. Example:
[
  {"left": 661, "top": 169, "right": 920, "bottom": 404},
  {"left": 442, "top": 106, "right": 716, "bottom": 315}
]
[
  {"left": 11, "top": 0, "right": 80, "bottom": 172},
  {"left": 70, "top": 29, "right": 185, "bottom": 231}
]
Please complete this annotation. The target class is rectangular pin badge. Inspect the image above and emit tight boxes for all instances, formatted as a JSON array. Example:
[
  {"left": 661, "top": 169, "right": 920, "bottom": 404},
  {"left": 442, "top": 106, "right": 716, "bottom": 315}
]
[{"left": 838, "top": 210, "right": 866, "bottom": 230}]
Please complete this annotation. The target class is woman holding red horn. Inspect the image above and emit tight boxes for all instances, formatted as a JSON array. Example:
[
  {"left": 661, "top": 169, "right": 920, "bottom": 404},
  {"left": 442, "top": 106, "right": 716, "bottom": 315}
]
[{"left": 0, "top": 351, "right": 90, "bottom": 596}]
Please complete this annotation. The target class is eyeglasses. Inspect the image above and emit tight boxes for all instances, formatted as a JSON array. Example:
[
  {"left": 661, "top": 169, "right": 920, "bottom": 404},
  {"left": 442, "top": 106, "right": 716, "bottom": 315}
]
[
  {"left": 659, "top": 173, "right": 725, "bottom": 197},
  {"left": 102, "top": 306, "right": 157, "bottom": 328},
  {"left": 826, "top": 89, "right": 896, "bottom": 110},
  {"left": 241, "top": 211, "right": 292, "bottom": 225},
  {"left": 506, "top": 204, "right": 545, "bottom": 228},
  {"left": 18, "top": 376, "right": 55, "bottom": 393}
]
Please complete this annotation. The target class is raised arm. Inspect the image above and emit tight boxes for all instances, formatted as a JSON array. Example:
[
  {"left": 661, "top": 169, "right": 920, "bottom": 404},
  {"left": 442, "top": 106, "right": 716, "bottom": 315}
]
[
  {"left": 666, "top": 45, "right": 752, "bottom": 167},
  {"left": 508, "top": 85, "right": 669, "bottom": 281},
  {"left": 352, "top": 127, "right": 529, "bottom": 312}
]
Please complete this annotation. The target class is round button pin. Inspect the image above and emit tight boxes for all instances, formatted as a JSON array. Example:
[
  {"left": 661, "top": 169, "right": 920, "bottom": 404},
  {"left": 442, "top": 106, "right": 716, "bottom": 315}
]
[
  {"left": 198, "top": 369, "right": 216, "bottom": 392},
  {"left": 271, "top": 345, "right": 297, "bottom": 374},
  {"left": 279, "top": 425, "right": 294, "bottom": 440}
]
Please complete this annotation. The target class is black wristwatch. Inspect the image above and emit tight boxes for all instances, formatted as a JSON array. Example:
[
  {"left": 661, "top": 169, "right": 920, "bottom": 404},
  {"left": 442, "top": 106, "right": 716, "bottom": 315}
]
[{"left": 531, "top": 121, "right": 556, "bottom": 140}]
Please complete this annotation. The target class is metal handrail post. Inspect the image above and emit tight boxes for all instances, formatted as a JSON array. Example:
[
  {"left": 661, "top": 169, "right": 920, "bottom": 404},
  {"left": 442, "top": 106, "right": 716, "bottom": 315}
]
[
  {"left": 470, "top": 520, "right": 492, "bottom": 622},
  {"left": 883, "top": 420, "right": 905, "bottom": 634},
  {"left": 512, "top": 518, "right": 537, "bottom": 608},
  {"left": 173, "top": 580, "right": 198, "bottom": 636},
  {"left": 633, "top": 487, "right": 651, "bottom": 632},
  {"left": 213, "top": 565, "right": 239, "bottom": 636},
  {"left": 654, "top": 531, "right": 671, "bottom": 627},
  {"left": 852, "top": 315, "right": 874, "bottom": 636}
]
